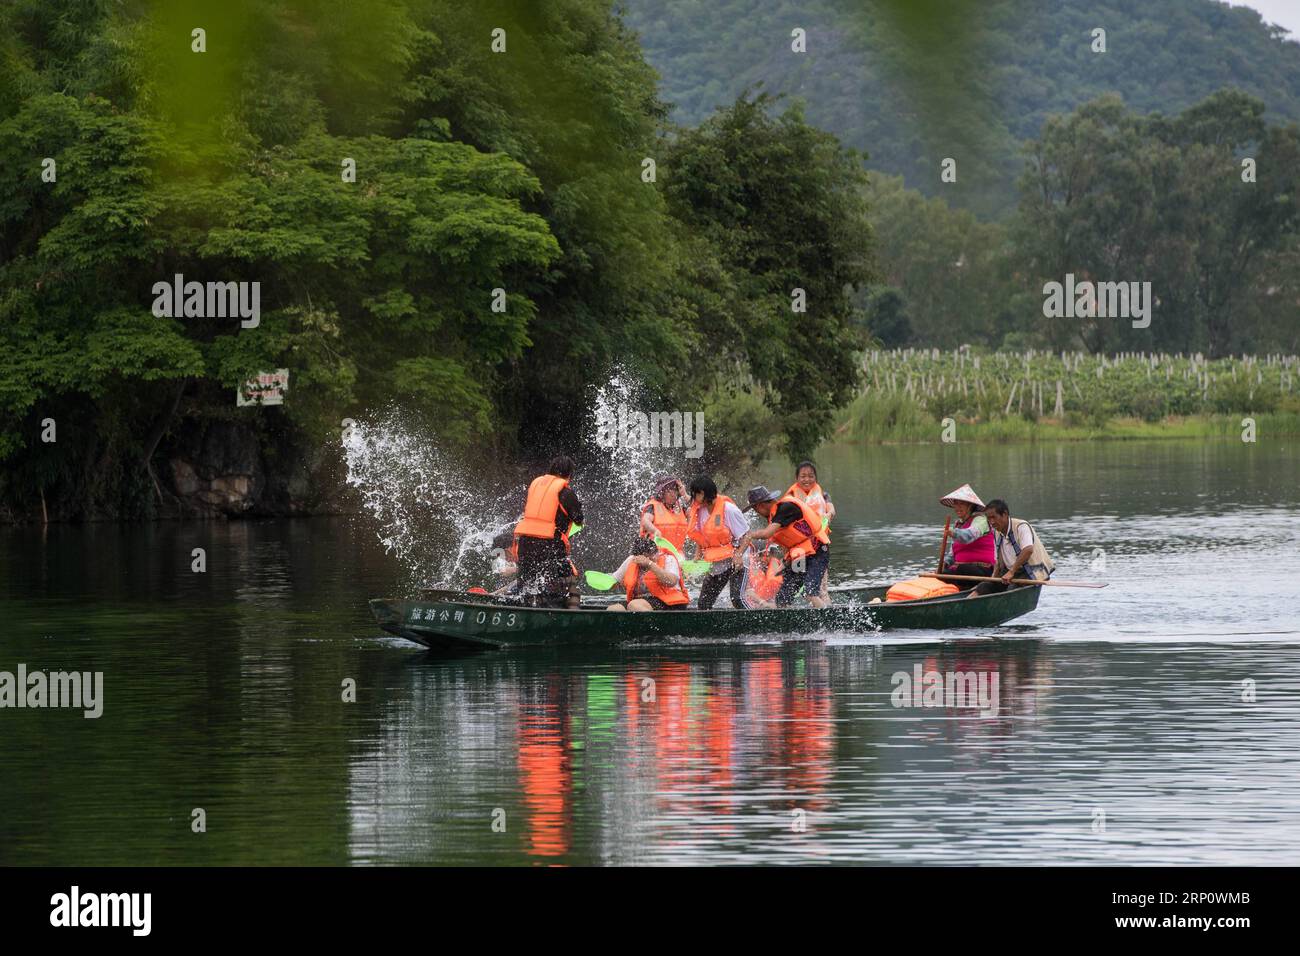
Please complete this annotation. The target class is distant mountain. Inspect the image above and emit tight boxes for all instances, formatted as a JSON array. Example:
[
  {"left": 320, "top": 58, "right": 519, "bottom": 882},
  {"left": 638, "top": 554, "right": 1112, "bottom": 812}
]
[{"left": 619, "top": 0, "right": 1300, "bottom": 216}]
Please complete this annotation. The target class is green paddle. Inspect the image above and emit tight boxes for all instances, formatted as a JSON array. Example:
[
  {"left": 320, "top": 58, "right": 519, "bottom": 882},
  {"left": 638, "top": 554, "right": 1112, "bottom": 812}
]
[
  {"left": 584, "top": 569, "right": 618, "bottom": 591},
  {"left": 653, "top": 536, "right": 712, "bottom": 576}
]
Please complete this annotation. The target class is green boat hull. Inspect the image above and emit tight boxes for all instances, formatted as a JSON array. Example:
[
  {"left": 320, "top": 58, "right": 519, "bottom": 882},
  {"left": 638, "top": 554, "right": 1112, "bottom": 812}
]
[{"left": 369, "top": 583, "right": 1041, "bottom": 650}]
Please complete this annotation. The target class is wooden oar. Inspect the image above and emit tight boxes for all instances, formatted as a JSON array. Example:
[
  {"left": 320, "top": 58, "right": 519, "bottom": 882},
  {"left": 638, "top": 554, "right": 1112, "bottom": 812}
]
[
  {"left": 936, "top": 516, "right": 951, "bottom": 574},
  {"left": 933, "top": 573, "right": 1107, "bottom": 589}
]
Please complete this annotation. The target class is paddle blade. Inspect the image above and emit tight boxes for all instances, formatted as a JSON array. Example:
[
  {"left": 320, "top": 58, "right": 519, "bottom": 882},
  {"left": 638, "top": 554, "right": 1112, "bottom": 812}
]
[
  {"left": 653, "top": 536, "right": 684, "bottom": 560},
  {"left": 584, "top": 570, "right": 618, "bottom": 591},
  {"left": 683, "top": 560, "right": 712, "bottom": 576},
  {"left": 568, "top": 523, "right": 583, "bottom": 538}
]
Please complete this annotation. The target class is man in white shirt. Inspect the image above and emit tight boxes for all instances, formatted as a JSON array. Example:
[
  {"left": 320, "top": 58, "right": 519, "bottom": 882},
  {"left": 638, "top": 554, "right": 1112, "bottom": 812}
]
[{"left": 977, "top": 499, "right": 1055, "bottom": 595}]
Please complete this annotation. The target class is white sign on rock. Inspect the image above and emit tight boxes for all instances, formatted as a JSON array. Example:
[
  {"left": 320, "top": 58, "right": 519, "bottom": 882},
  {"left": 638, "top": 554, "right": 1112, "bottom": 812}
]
[{"left": 237, "top": 369, "right": 289, "bottom": 407}]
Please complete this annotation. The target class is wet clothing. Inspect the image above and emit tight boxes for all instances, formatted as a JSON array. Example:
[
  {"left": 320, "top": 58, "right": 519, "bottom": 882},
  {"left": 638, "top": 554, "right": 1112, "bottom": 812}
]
[
  {"left": 516, "top": 537, "right": 577, "bottom": 606},
  {"left": 697, "top": 566, "right": 744, "bottom": 609},
  {"left": 620, "top": 551, "right": 689, "bottom": 607},
  {"left": 775, "top": 543, "right": 829, "bottom": 606},
  {"left": 514, "top": 474, "right": 583, "bottom": 607}
]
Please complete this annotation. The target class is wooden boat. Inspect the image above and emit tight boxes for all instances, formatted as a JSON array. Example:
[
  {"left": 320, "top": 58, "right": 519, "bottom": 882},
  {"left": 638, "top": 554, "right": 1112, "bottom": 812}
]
[{"left": 369, "top": 583, "right": 1041, "bottom": 650}]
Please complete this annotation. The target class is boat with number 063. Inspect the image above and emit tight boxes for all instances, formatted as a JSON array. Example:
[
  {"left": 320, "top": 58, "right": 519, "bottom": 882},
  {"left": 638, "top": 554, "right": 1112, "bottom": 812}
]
[{"left": 369, "top": 583, "right": 1041, "bottom": 650}]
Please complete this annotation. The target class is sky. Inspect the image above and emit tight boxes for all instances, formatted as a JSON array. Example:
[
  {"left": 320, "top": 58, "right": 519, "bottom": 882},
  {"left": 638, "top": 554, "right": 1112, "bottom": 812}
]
[{"left": 1227, "top": 0, "right": 1300, "bottom": 37}]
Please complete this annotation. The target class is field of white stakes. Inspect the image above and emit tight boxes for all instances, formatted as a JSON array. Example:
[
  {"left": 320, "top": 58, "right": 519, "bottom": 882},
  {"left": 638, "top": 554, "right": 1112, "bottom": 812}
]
[{"left": 853, "top": 349, "right": 1300, "bottom": 432}]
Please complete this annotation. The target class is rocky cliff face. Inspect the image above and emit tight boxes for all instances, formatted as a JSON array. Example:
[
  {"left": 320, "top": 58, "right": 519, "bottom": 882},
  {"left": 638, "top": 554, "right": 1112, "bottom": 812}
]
[{"left": 162, "top": 419, "right": 350, "bottom": 518}]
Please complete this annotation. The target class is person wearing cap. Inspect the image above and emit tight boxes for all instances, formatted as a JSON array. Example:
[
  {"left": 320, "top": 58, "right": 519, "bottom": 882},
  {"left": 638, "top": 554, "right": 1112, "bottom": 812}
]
[
  {"left": 972, "top": 498, "right": 1055, "bottom": 595},
  {"left": 735, "top": 485, "right": 832, "bottom": 608},
  {"left": 686, "top": 475, "right": 750, "bottom": 609},
  {"left": 939, "top": 483, "right": 996, "bottom": 589},
  {"left": 639, "top": 476, "right": 690, "bottom": 556}
]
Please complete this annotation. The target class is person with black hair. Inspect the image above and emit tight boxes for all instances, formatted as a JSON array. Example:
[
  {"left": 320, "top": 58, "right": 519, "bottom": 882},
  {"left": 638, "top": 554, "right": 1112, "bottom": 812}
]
[
  {"left": 685, "top": 475, "right": 750, "bottom": 609},
  {"left": 973, "top": 499, "right": 1055, "bottom": 595},
  {"left": 785, "top": 459, "right": 835, "bottom": 600},
  {"left": 605, "top": 536, "right": 690, "bottom": 611},
  {"left": 513, "top": 455, "right": 584, "bottom": 608}
]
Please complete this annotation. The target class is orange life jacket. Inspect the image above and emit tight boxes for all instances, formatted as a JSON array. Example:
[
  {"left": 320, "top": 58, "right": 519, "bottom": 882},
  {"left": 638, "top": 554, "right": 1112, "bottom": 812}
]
[
  {"left": 623, "top": 550, "right": 690, "bottom": 606},
  {"left": 687, "top": 495, "right": 737, "bottom": 562},
  {"left": 786, "top": 481, "right": 831, "bottom": 534},
  {"left": 640, "top": 498, "right": 689, "bottom": 555},
  {"left": 770, "top": 495, "right": 831, "bottom": 562},
  {"left": 885, "top": 576, "right": 960, "bottom": 602},
  {"left": 514, "top": 475, "right": 571, "bottom": 548},
  {"left": 745, "top": 548, "right": 784, "bottom": 602}
]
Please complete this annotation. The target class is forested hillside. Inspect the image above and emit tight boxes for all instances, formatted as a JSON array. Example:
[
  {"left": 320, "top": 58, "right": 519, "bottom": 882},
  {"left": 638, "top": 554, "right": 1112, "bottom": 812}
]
[{"left": 620, "top": 0, "right": 1300, "bottom": 215}]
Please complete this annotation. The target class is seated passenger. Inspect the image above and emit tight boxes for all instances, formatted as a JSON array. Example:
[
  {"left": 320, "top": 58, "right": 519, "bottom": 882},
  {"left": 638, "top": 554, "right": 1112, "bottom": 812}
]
[
  {"left": 972, "top": 498, "right": 1056, "bottom": 595},
  {"left": 606, "top": 537, "right": 690, "bottom": 612},
  {"left": 939, "top": 483, "right": 995, "bottom": 590}
]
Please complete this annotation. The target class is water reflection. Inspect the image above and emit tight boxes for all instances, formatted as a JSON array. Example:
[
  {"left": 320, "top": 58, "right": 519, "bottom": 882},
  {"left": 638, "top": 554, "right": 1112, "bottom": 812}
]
[{"left": 349, "top": 641, "right": 1085, "bottom": 864}]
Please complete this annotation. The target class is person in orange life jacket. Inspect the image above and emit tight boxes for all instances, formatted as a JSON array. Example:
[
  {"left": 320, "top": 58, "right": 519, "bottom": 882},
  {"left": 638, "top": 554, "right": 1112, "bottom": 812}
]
[
  {"left": 606, "top": 536, "right": 690, "bottom": 611},
  {"left": 736, "top": 485, "right": 831, "bottom": 608},
  {"left": 686, "top": 475, "right": 750, "bottom": 609},
  {"left": 740, "top": 542, "right": 785, "bottom": 609},
  {"left": 970, "top": 498, "right": 1056, "bottom": 596},
  {"left": 785, "top": 459, "right": 834, "bottom": 601},
  {"left": 939, "top": 483, "right": 995, "bottom": 590},
  {"left": 513, "top": 455, "right": 584, "bottom": 609},
  {"left": 639, "top": 475, "right": 690, "bottom": 556}
]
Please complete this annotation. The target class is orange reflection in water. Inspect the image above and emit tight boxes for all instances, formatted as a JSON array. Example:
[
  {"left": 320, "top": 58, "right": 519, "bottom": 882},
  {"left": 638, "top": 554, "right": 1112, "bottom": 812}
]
[
  {"left": 516, "top": 692, "right": 571, "bottom": 858},
  {"left": 516, "top": 651, "right": 839, "bottom": 858}
]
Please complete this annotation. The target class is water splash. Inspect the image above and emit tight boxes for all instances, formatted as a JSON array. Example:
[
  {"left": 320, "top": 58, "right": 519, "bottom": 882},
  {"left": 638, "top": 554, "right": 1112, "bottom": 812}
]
[
  {"left": 343, "top": 370, "right": 719, "bottom": 588},
  {"left": 342, "top": 408, "right": 517, "bottom": 589}
]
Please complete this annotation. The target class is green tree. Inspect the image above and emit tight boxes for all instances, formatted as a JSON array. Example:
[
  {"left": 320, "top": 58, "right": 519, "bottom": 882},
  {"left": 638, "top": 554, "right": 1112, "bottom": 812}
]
[{"left": 662, "top": 92, "right": 876, "bottom": 457}]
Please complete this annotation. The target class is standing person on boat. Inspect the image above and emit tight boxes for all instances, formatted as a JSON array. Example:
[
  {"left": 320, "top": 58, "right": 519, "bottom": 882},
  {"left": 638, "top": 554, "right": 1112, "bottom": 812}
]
[
  {"left": 606, "top": 536, "right": 690, "bottom": 612},
  {"left": 939, "top": 483, "right": 995, "bottom": 590},
  {"left": 513, "top": 455, "right": 584, "bottom": 609},
  {"left": 686, "top": 475, "right": 749, "bottom": 609},
  {"left": 971, "top": 499, "right": 1056, "bottom": 595},
  {"left": 639, "top": 475, "right": 690, "bottom": 557},
  {"left": 736, "top": 485, "right": 832, "bottom": 608},
  {"left": 785, "top": 459, "right": 835, "bottom": 601}
]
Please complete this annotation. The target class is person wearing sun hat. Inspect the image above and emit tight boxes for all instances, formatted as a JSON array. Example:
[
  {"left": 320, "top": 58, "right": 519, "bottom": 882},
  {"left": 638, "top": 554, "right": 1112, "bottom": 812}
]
[{"left": 939, "top": 483, "right": 996, "bottom": 589}]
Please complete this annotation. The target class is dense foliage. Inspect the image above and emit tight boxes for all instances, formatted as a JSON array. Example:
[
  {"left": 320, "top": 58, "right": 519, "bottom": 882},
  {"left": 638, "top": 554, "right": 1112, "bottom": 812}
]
[
  {"left": 865, "top": 91, "right": 1300, "bottom": 358},
  {"left": 0, "top": 0, "right": 876, "bottom": 519}
]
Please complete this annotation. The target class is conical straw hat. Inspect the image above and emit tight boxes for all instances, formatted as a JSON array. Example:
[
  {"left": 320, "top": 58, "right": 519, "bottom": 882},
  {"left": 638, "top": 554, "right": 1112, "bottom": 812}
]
[{"left": 939, "top": 483, "right": 985, "bottom": 510}]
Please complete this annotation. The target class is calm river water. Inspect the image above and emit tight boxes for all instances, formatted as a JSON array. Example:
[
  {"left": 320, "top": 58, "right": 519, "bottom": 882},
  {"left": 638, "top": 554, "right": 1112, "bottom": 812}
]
[{"left": 2, "top": 439, "right": 1298, "bottom": 865}]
